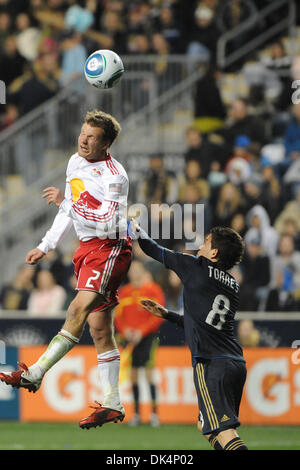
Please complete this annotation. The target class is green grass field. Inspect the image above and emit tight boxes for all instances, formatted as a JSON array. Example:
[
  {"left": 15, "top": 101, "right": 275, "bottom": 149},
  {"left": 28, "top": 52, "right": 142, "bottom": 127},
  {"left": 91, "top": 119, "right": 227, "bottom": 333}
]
[{"left": 0, "top": 422, "right": 299, "bottom": 450}]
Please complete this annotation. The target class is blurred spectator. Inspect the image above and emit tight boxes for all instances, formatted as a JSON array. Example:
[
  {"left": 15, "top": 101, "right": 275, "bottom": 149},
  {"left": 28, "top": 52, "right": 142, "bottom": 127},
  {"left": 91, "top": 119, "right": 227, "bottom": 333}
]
[
  {"left": 230, "top": 212, "right": 247, "bottom": 238},
  {"left": 217, "top": 0, "right": 257, "bottom": 33},
  {"left": 152, "top": 33, "right": 181, "bottom": 94},
  {"left": 262, "top": 40, "right": 291, "bottom": 75},
  {"left": 15, "top": 12, "right": 33, "bottom": 33},
  {"left": 178, "top": 160, "right": 210, "bottom": 203},
  {"left": 187, "top": 5, "right": 219, "bottom": 62},
  {"left": 193, "top": 66, "right": 226, "bottom": 134},
  {"left": 284, "top": 103, "right": 300, "bottom": 160},
  {"left": 213, "top": 182, "right": 244, "bottom": 227},
  {"left": 226, "top": 156, "right": 252, "bottom": 186},
  {"left": 184, "top": 126, "right": 230, "bottom": 176},
  {"left": 283, "top": 156, "right": 300, "bottom": 200},
  {"left": 179, "top": 180, "right": 212, "bottom": 239},
  {"left": 137, "top": 153, "right": 178, "bottom": 205},
  {"left": 64, "top": 3, "right": 94, "bottom": 34},
  {"left": 247, "top": 141, "right": 262, "bottom": 172},
  {"left": 0, "top": 103, "right": 19, "bottom": 130},
  {"left": 237, "top": 320, "right": 260, "bottom": 347},
  {"left": 114, "top": 260, "right": 165, "bottom": 427},
  {"left": 164, "top": 270, "right": 183, "bottom": 312},
  {"left": 229, "top": 135, "right": 252, "bottom": 162},
  {"left": 99, "top": 10, "right": 127, "bottom": 54},
  {"left": 152, "top": 4, "right": 184, "bottom": 53},
  {"left": 220, "top": 98, "right": 266, "bottom": 147},
  {"left": 242, "top": 52, "right": 282, "bottom": 105},
  {"left": 276, "top": 218, "right": 300, "bottom": 252},
  {"left": 267, "top": 234, "right": 300, "bottom": 311},
  {"left": 0, "top": 265, "right": 34, "bottom": 310},
  {"left": 27, "top": 269, "right": 67, "bottom": 317},
  {"left": 207, "top": 160, "right": 227, "bottom": 190},
  {"left": 34, "top": 249, "right": 69, "bottom": 289},
  {"left": 15, "top": 26, "right": 42, "bottom": 62},
  {"left": 275, "top": 188, "right": 300, "bottom": 236},
  {"left": 245, "top": 204, "right": 279, "bottom": 257},
  {"left": 0, "top": 35, "right": 27, "bottom": 87},
  {"left": 242, "top": 173, "right": 263, "bottom": 212},
  {"left": 127, "top": 33, "right": 152, "bottom": 55},
  {"left": 126, "top": 33, "right": 153, "bottom": 111},
  {"left": 0, "top": 11, "right": 11, "bottom": 42},
  {"left": 9, "top": 37, "right": 60, "bottom": 115},
  {"left": 126, "top": 3, "right": 150, "bottom": 37},
  {"left": 59, "top": 30, "right": 87, "bottom": 86},
  {"left": 239, "top": 238, "right": 270, "bottom": 311},
  {"left": 262, "top": 40, "right": 292, "bottom": 109},
  {"left": 225, "top": 135, "right": 253, "bottom": 185},
  {"left": 259, "top": 163, "right": 282, "bottom": 223}
]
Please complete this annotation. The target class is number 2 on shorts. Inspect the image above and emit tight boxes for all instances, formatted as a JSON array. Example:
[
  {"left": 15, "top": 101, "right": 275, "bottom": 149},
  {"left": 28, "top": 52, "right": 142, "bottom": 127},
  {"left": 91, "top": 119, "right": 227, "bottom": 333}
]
[{"left": 85, "top": 270, "right": 101, "bottom": 288}]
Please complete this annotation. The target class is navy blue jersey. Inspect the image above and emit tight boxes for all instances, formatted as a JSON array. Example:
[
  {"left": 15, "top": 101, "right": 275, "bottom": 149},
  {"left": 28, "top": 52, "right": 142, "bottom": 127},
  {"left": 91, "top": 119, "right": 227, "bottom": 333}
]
[{"left": 138, "top": 229, "right": 244, "bottom": 362}]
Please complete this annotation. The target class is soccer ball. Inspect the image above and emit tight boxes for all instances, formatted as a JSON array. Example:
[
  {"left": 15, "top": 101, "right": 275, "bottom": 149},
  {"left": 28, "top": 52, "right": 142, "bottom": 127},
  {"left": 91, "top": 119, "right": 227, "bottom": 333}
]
[{"left": 84, "top": 49, "right": 124, "bottom": 89}]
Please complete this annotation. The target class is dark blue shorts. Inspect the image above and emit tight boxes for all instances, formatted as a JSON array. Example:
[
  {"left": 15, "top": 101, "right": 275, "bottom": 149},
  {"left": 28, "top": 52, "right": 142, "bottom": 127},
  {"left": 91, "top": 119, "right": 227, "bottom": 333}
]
[{"left": 193, "top": 357, "right": 247, "bottom": 435}]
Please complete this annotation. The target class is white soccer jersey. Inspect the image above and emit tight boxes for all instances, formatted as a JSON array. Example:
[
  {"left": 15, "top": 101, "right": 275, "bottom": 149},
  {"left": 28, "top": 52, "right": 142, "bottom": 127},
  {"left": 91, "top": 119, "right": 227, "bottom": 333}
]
[{"left": 38, "top": 152, "right": 129, "bottom": 254}]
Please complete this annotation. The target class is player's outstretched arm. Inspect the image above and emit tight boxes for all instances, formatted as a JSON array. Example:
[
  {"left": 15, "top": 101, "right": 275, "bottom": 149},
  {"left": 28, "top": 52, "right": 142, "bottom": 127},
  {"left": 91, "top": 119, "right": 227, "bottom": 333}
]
[
  {"left": 130, "top": 218, "right": 166, "bottom": 264},
  {"left": 36, "top": 183, "right": 73, "bottom": 255},
  {"left": 140, "top": 299, "right": 168, "bottom": 318},
  {"left": 141, "top": 299, "right": 184, "bottom": 329},
  {"left": 25, "top": 248, "right": 46, "bottom": 265},
  {"left": 131, "top": 218, "right": 194, "bottom": 283}
]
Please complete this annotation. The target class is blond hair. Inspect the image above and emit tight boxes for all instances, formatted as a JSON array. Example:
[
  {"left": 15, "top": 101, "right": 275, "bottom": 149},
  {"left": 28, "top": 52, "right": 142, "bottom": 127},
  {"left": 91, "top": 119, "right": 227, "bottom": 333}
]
[{"left": 85, "top": 109, "right": 121, "bottom": 145}]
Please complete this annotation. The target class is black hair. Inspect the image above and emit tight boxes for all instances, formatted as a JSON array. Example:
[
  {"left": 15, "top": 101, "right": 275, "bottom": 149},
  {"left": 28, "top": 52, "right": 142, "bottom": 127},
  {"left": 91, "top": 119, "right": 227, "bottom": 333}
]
[{"left": 210, "top": 226, "right": 245, "bottom": 271}]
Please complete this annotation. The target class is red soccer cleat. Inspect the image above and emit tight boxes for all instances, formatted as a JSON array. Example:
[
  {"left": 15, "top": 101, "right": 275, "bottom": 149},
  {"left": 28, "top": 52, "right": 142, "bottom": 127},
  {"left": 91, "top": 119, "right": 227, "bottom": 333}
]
[
  {"left": 79, "top": 401, "right": 125, "bottom": 429},
  {"left": 0, "top": 362, "right": 40, "bottom": 393}
]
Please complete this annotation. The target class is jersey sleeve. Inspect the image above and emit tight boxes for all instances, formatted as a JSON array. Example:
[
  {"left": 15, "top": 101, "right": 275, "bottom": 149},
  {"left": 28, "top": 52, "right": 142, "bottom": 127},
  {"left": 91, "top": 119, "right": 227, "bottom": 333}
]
[
  {"left": 103, "top": 173, "right": 128, "bottom": 205},
  {"left": 37, "top": 182, "right": 73, "bottom": 254},
  {"left": 59, "top": 174, "right": 128, "bottom": 236},
  {"left": 137, "top": 228, "right": 195, "bottom": 282},
  {"left": 165, "top": 310, "right": 184, "bottom": 329}
]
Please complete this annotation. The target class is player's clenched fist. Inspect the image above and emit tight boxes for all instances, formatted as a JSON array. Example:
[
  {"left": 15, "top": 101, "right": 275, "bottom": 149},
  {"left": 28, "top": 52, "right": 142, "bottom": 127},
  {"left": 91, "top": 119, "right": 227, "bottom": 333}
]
[
  {"left": 42, "top": 187, "right": 64, "bottom": 207},
  {"left": 25, "top": 248, "right": 45, "bottom": 265}
]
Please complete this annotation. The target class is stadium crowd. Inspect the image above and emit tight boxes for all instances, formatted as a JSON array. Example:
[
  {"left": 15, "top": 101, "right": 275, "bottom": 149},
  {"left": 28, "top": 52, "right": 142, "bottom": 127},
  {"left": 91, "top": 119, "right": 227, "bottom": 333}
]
[
  {"left": 0, "top": 0, "right": 292, "bottom": 127},
  {"left": 1, "top": 1, "right": 300, "bottom": 323}
]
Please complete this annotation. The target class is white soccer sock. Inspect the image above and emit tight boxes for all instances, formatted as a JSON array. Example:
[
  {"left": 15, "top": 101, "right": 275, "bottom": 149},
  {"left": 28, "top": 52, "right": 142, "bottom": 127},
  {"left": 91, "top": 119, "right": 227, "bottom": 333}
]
[
  {"left": 28, "top": 329, "right": 79, "bottom": 381},
  {"left": 97, "top": 349, "right": 121, "bottom": 409}
]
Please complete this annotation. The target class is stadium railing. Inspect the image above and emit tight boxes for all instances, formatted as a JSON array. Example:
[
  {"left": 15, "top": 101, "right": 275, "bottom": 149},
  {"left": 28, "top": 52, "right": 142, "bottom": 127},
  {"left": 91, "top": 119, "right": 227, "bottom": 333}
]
[{"left": 217, "top": 0, "right": 297, "bottom": 70}]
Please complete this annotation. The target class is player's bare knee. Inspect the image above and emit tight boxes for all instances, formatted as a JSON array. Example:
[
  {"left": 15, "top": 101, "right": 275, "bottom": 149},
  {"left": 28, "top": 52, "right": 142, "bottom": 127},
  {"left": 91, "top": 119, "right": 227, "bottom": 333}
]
[
  {"left": 90, "top": 324, "right": 114, "bottom": 346},
  {"left": 67, "top": 299, "right": 89, "bottom": 323}
]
